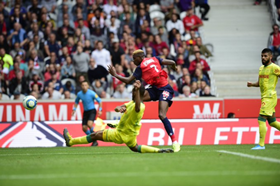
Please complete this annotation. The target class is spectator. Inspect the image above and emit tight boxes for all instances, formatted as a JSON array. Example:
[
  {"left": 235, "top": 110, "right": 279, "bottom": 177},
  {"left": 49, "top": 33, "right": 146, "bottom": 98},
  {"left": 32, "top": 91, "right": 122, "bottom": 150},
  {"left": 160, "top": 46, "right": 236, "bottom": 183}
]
[
  {"left": 74, "top": 28, "right": 86, "bottom": 44},
  {"left": 179, "top": 0, "right": 194, "bottom": 11},
  {"left": 190, "top": 37, "right": 213, "bottom": 58},
  {"left": 0, "top": 47, "right": 13, "bottom": 74},
  {"left": 44, "top": 72, "right": 64, "bottom": 94},
  {"left": 27, "top": 0, "right": 42, "bottom": 21},
  {"left": 44, "top": 63, "right": 60, "bottom": 81},
  {"left": 83, "top": 40, "right": 93, "bottom": 55},
  {"left": 75, "top": 74, "right": 86, "bottom": 93},
  {"left": 41, "top": 82, "right": 62, "bottom": 100},
  {"left": 63, "top": 80, "right": 75, "bottom": 94},
  {"left": 110, "top": 38, "right": 125, "bottom": 67},
  {"left": 57, "top": 18, "right": 75, "bottom": 39},
  {"left": 61, "top": 56, "right": 76, "bottom": 80},
  {"left": 8, "top": 61, "right": 24, "bottom": 80},
  {"left": 154, "top": 34, "right": 169, "bottom": 55},
  {"left": 0, "top": 2, "right": 9, "bottom": 24},
  {"left": 25, "top": 59, "right": 44, "bottom": 81},
  {"left": 9, "top": 6, "right": 27, "bottom": 29},
  {"left": 27, "top": 22, "right": 44, "bottom": 42},
  {"left": 77, "top": 18, "right": 90, "bottom": 40},
  {"left": 0, "top": 34, "right": 9, "bottom": 52},
  {"left": 45, "top": 52, "right": 60, "bottom": 71},
  {"left": 7, "top": 22, "right": 26, "bottom": 45},
  {"left": 113, "top": 83, "right": 130, "bottom": 98},
  {"left": 63, "top": 90, "right": 75, "bottom": 99},
  {"left": 12, "top": 91, "right": 22, "bottom": 100},
  {"left": 160, "top": 0, "right": 174, "bottom": 13},
  {"left": 30, "top": 90, "right": 40, "bottom": 99},
  {"left": 71, "top": 0, "right": 87, "bottom": 21},
  {"left": 0, "top": 73, "right": 7, "bottom": 94},
  {"left": 192, "top": 68, "right": 210, "bottom": 86},
  {"left": 104, "top": 0, "right": 118, "bottom": 16},
  {"left": 0, "top": 13, "right": 7, "bottom": 35},
  {"left": 150, "top": 18, "right": 162, "bottom": 35},
  {"left": 9, "top": 71, "right": 28, "bottom": 95},
  {"left": 73, "top": 45, "right": 90, "bottom": 81},
  {"left": 91, "top": 41, "right": 112, "bottom": 81},
  {"left": 105, "top": 10, "right": 121, "bottom": 28},
  {"left": 179, "top": 85, "right": 198, "bottom": 98},
  {"left": 158, "top": 26, "right": 169, "bottom": 45},
  {"left": 28, "top": 49, "right": 44, "bottom": 70},
  {"left": 29, "top": 71, "right": 44, "bottom": 93},
  {"left": 90, "top": 8, "right": 105, "bottom": 29},
  {"left": 112, "top": 64, "right": 126, "bottom": 91},
  {"left": 268, "top": 24, "right": 280, "bottom": 55},
  {"left": 227, "top": 112, "right": 236, "bottom": 118},
  {"left": 119, "top": 12, "right": 135, "bottom": 35},
  {"left": 200, "top": 85, "right": 214, "bottom": 97},
  {"left": 9, "top": 42, "right": 25, "bottom": 59},
  {"left": 44, "top": 33, "right": 61, "bottom": 57},
  {"left": 195, "top": 0, "right": 210, "bottom": 21},
  {"left": 92, "top": 79, "right": 107, "bottom": 98},
  {"left": 66, "top": 37, "right": 76, "bottom": 55},
  {"left": 188, "top": 51, "right": 210, "bottom": 75},
  {"left": 183, "top": 7, "right": 203, "bottom": 34},
  {"left": 135, "top": 8, "right": 150, "bottom": 35},
  {"left": 166, "top": 13, "right": 185, "bottom": 35},
  {"left": 40, "top": 0, "right": 56, "bottom": 14}
]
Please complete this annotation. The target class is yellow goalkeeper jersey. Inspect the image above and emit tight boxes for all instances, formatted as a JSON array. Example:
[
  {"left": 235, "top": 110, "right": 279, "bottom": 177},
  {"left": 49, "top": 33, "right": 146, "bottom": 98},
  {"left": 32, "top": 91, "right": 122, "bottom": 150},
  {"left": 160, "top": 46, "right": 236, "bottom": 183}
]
[
  {"left": 259, "top": 63, "right": 280, "bottom": 98},
  {"left": 116, "top": 101, "right": 145, "bottom": 136}
]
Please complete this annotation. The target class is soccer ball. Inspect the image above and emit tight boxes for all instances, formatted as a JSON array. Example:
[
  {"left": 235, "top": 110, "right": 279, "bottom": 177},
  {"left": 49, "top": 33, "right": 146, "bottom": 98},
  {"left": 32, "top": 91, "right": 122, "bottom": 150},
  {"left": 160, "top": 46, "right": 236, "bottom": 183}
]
[{"left": 23, "top": 95, "right": 37, "bottom": 110}]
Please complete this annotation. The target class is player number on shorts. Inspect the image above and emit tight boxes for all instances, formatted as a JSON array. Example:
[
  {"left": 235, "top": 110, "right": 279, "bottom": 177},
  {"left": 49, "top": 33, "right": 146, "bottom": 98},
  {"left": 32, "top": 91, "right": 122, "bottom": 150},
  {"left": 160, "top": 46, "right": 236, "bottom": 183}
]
[{"left": 150, "top": 65, "right": 159, "bottom": 72}]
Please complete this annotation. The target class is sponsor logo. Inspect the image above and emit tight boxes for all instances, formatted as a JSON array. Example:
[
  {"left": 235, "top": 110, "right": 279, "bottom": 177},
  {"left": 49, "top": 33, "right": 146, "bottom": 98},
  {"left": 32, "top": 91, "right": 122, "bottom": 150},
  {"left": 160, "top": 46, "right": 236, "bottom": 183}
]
[
  {"left": 162, "top": 91, "right": 170, "bottom": 100},
  {"left": 193, "top": 103, "right": 221, "bottom": 119},
  {"left": 0, "top": 122, "right": 65, "bottom": 148},
  {"left": 259, "top": 75, "right": 269, "bottom": 79}
]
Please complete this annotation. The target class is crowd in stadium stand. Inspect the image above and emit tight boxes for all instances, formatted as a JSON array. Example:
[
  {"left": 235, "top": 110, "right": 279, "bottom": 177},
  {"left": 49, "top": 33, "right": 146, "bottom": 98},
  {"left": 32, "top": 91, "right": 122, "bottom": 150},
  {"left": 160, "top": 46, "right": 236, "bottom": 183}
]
[{"left": 0, "top": 0, "right": 214, "bottom": 100}]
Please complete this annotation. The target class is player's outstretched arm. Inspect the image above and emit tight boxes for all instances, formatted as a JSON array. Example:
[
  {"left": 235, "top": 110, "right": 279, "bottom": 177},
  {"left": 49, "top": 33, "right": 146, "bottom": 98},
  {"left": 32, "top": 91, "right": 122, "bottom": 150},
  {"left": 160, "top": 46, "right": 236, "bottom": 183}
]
[
  {"left": 115, "top": 104, "right": 127, "bottom": 113},
  {"left": 133, "top": 80, "right": 141, "bottom": 113},
  {"left": 247, "top": 79, "right": 259, "bottom": 87},
  {"left": 161, "top": 59, "right": 177, "bottom": 71},
  {"left": 108, "top": 65, "right": 135, "bottom": 84}
]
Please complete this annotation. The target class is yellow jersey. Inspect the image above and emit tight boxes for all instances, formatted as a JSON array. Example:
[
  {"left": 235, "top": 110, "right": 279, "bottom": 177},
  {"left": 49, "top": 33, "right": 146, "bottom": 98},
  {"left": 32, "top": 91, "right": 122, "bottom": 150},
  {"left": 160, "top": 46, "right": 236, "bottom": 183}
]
[
  {"left": 116, "top": 101, "right": 145, "bottom": 136},
  {"left": 259, "top": 63, "right": 280, "bottom": 98}
]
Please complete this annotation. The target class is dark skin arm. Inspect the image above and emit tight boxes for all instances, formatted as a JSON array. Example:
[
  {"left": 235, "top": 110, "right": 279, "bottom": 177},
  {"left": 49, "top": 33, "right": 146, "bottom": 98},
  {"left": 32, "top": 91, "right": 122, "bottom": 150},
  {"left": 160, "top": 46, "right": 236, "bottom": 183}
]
[
  {"left": 161, "top": 59, "right": 177, "bottom": 71},
  {"left": 108, "top": 65, "right": 135, "bottom": 84},
  {"left": 247, "top": 78, "right": 259, "bottom": 87},
  {"left": 133, "top": 80, "right": 142, "bottom": 113}
]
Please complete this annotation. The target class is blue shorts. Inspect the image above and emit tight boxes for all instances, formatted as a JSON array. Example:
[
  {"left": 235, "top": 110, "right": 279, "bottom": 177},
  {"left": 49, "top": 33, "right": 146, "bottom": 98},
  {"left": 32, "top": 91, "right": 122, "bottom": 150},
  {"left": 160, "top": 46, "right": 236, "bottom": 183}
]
[{"left": 146, "top": 84, "right": 174, "bottom": 107}]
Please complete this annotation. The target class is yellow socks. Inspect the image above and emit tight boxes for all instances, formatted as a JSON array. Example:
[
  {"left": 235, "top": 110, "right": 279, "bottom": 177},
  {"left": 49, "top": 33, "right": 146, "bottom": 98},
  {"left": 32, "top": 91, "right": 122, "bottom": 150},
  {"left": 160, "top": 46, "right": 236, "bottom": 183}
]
[
  {"left": 268, "top": 117, "right": 280, "bottom": 130},
  {"left": 258, "top": 117, "right": 267, "bottom": 147},
  {"left": 70, "top": 135, "right": 92, "bottom": 146},
  {"left": 137, "top": 145, "right": 160, "bottom": 153}
]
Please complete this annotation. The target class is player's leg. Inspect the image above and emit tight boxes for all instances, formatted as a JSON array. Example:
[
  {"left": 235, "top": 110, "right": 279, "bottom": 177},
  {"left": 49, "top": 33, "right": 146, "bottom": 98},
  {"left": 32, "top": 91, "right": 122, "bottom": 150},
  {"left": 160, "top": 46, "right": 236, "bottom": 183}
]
[
  {"left": 87, "top": 110, "right": 98, "bottom": 146},
  {"left": 158, "top": 101, "right": 180, "bottom": 152},
  {"left": 127, "top": 138, "right": 174, "bottom": 153},
  {"left": 82, "top": 112, "right": 91, "bottom": 135},
  {"left": 142, "top": 90, "right": 152, "bottom": 102},
  {"left": 63, "top": 128, "right": 104, "bottom": 147},
  {"left": 267, "top": 112, "right": 280, "bottom": 130},
  {"left": 252, "top": 98, "right": 271, "bottom": 150}
]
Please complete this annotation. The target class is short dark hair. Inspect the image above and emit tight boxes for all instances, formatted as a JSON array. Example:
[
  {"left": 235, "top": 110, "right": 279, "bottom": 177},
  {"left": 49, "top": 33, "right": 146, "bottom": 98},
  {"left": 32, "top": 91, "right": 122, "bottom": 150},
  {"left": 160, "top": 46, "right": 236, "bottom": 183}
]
[
  {"left": 261, "top": 48, "right": 272, "bottom": 55},
  {"left": 227, "top": 112, "right": 235, "bottom": 118},
  {"left": 81, "top": 80, "right": 88, "bottom": 85}
]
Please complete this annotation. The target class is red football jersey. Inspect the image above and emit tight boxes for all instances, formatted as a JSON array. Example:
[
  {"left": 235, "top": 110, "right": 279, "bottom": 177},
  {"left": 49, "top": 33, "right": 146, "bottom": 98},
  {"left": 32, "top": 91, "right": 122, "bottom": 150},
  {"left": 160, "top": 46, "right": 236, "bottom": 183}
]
[
  {"left": 140, "top": 57, "right": 168, "bottom": 88},
  {"left": 182, "top": 15, "right": 202, "bottom": 32}
]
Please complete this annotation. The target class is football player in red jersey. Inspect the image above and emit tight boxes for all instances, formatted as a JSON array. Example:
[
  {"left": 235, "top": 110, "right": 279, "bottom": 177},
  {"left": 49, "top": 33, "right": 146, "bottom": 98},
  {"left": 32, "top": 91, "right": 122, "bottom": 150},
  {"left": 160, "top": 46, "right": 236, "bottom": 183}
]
[{"left": 108, "top": 49, "right": 180, "bottom": 152}]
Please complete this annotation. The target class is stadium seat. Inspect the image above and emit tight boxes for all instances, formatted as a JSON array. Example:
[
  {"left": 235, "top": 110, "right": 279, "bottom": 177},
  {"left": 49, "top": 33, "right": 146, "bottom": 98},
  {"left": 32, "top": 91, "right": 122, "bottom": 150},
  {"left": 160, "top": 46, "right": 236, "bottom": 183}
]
[
  {"left": 61, "top": 78, "right": 76, "bottom": 87},
  {"left": 1, "top": 93, "right": 10, "bottom": 100},
  {"left": 149, "top": 4, "right": 161, "bottom": 13},
  {"left": 204, "top": 43, "right": 214, "bottom": 55},
  {"left": 180, "top": 12, "right": 187, "bottom": 20},
  {"left": 150, "top": 11, "right": 165, "bottom": 20}
]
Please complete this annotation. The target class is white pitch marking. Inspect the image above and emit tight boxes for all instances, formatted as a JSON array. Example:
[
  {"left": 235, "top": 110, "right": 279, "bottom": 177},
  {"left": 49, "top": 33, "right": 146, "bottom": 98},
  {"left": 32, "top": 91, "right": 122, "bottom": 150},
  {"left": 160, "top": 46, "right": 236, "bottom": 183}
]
[
  {"left": 0, "top": 170, "right": 279, "bottom": 180},
  {"left": 217, "top": 150, "right": 280, "bottom": 164}
]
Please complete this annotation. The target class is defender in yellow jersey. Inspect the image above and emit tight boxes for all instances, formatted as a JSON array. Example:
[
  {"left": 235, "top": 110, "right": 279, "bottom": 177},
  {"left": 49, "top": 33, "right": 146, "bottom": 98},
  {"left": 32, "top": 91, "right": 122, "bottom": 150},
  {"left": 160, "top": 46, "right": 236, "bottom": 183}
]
[
  {"left": 63, "top": 80, "right": 173, "bottom": 153},
  {"left": 247, "top": 48, "right": 280, "bottom": 150}
]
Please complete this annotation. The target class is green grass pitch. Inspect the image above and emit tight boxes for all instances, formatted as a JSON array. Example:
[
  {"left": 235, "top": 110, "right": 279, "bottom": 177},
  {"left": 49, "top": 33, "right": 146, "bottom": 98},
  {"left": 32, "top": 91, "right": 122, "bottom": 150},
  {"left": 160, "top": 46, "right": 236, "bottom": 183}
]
[{"left": 0, "top": 145, "right": 279, "bottom": 186}]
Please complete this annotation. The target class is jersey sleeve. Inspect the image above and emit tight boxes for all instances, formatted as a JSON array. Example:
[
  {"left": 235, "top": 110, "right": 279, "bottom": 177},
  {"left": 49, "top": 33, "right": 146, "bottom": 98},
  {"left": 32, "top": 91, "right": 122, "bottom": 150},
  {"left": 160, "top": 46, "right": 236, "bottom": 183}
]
[
  {"left": 75, "top": 93, "right": 80, "bottom": 104},
  {"left": 273, "top": 64, "right": 280, "bottom": 77},
  {"left": 155, "top": 56, "right": 163, "bottom": 65},
  {"left": 124, "top": 101, "right": 134, "bottom": 108},
  {"left": 133, "top": 66, "right": 142, "bottom": 80},
  {"left": 92, "top": 91, "right": 102, "bottom": 103}
]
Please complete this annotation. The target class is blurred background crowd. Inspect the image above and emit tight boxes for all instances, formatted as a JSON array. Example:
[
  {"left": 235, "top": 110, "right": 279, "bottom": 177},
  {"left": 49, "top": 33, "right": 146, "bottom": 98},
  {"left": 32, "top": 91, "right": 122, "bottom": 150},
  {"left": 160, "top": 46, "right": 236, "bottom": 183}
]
[{"left": 0, "top": 0, "right": 215, "bottom": 101}]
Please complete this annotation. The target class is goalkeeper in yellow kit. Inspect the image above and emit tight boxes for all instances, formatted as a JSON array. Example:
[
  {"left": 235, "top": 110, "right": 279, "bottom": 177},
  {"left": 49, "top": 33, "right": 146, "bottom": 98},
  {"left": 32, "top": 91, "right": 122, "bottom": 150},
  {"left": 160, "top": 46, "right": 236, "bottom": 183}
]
[
  {"left": 247, "top": 48, "right": 280, "bottom": 150},
  {"left": 63, "top": 80, "right": 173, "bottom": 153}
]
